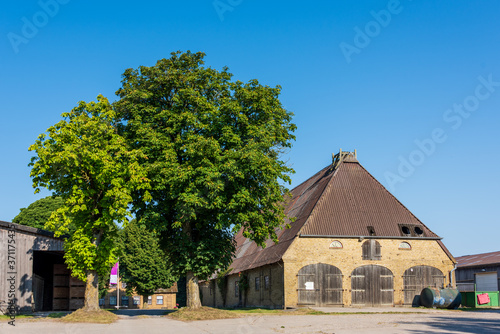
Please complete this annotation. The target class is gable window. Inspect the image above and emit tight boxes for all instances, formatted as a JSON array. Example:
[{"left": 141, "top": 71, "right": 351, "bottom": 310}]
[
  {"left": 362, "top": 240, "right": 381, "bottom": 260},
  {"left": 367, "top": 226, "right": 376, "bottom": 236},
  {"left": 399, "top": 242, "right": 411, "bottom": 250},
  {"left": 329, "top": 240, "right": 343, "bottom": 249},
  {"left": 255, "top": 277, "right": 260, "bottom": 291}
]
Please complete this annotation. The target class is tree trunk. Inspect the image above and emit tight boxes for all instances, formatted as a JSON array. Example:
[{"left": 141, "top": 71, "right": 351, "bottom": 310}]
[
  {"left": 84, "top": 269, "right": 100, "bottom": 311},
  {"left": 186, "top": 271, "right": 202, "bottom": 309}
]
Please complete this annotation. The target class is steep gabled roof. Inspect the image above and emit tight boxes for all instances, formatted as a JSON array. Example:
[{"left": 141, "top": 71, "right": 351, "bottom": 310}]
[{"left": 229, "top": 152, "right": 447, "bottom": 273}]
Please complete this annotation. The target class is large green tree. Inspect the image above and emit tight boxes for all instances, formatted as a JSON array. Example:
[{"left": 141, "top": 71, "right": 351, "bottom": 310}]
[
  {"left": 13, "top": 196, "right": 63, "bottom": 230},
  {"left": 29, "top": 95, "right": 150, "bottom": 311},
  {"left": 119, "top": 219, "right": 177, "bottom": 308},
  {"left": 115, "top": 51, "right": 296, "bottom": 308}
]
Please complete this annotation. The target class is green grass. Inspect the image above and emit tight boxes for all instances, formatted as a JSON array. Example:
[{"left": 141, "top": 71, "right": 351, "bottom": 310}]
[
  {"left": 0, "top": 314, "right": 35, "bottom": 321},
  {"left": 47, "top": 312, "right": 67, "bottom": 318}
]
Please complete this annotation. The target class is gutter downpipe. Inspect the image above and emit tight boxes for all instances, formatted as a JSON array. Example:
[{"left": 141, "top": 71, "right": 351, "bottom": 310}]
[{"left": 449, "top": 264, "right": 457, "bottom": 288}]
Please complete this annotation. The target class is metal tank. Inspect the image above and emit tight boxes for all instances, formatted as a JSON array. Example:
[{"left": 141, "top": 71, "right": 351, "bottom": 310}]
[{"left": 420, "top": 287, "right": 462, "bottom": 309}]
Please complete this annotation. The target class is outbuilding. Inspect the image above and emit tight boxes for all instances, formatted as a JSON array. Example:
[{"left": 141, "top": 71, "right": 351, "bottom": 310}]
[
  {"left": 455, "top": 251, "right": 500, "bottom": 307},
  {"left": 0, "top": 220, "right": 84, "bottom": 312},
  {"left": 200, "top": 150, "right": 456, "bottom": 308}
]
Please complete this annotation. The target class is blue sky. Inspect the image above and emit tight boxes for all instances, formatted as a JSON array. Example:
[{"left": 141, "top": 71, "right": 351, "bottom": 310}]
[{"left": 1, "top": 0, "right": 499, "bottom": 257}]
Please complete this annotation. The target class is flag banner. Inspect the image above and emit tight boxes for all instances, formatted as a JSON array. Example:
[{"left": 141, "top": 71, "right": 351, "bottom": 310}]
[{"left": 110, "top": 262, "right": 119, "bottom": 285}]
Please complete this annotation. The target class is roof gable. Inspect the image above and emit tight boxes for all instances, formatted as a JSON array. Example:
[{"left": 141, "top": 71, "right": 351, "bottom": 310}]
[
  {"left": 230, "top": 153, "right": 444, "bottom": 273},
  {"left": 299, "top": 161, "right": 440, "bottom": 238}
]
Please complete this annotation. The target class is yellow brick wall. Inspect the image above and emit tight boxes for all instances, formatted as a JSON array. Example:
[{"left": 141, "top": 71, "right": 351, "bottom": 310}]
[
  {"left": 282, "top": 237, "right": 455, "bottom": 307},
  {"left": 200, "top": 264, "right": 284, "bottom": 308}
]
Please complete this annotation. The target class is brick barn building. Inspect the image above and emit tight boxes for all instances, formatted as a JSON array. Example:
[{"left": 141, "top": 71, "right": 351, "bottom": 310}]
[{"left": 200, "top": 151, "right": 456, "bottom": 308}]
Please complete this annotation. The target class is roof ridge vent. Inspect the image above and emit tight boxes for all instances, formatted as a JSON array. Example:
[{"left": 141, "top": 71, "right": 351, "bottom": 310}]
[{"left": 332, "top": 149, "right": 358, "bottom": 169}]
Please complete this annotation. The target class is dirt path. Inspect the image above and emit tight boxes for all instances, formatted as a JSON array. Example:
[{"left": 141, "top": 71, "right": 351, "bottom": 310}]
[{"left": 1, "top": 309, "right": 499, "bottom": 333}]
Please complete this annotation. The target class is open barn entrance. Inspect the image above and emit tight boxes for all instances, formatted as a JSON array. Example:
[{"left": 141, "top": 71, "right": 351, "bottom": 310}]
[{"left": 32, "top": 251, "right": 65, "bottom": 311}]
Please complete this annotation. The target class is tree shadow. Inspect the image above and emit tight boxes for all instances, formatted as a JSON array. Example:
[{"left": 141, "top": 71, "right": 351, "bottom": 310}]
[
  {"left": 110, "top": 309, "right": 175, "bottom": 317},
  {"left": 400, "top": 313, "right": 500, "bottom": 334}
]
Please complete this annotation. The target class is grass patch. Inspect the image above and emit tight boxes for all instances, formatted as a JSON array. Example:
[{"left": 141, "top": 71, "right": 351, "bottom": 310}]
[
  {"left": 60, "top": 309, "right": 118, "bottom": 324},
  {"left": 0, "top": 314, "right": 35, "bottom": 321},
  {"left": 47, "top": 312, "right": 67, "bottom": 318},
  {"left": 168, "top": 306, "right": 241, "bottom": 321}
]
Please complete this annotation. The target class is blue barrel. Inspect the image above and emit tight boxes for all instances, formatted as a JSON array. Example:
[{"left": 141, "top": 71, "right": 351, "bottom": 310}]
[{"left": 420, "top": 287, "right": 462, "bottom": 309}]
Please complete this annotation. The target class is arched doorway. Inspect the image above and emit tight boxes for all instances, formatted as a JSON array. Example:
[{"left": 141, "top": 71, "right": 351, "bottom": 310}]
[
  {"left": 351, "top": 265, "right": 393, "bottom": 306},
  {"left": 297, "top": 263, "right": 343, "bottom": 306},
  {"left": 403, "top": 266, "right": 444, "bottom": 305}
]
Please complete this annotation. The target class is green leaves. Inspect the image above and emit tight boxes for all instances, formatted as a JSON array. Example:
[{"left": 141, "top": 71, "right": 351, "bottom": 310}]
[
  {"left": 29, "top": 95, "right": 150, "bottom": 283},
  {"left": 115, "top": 51, "right": 296, "bottom": 281},
  {"left": 119, "top": 220, "right": 176, "bottom": 296},
  {"left": 12, "top": 196, "right": 64, "bottom": 230}
]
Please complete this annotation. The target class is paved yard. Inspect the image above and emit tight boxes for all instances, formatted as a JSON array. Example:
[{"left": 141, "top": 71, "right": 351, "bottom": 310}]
[{"left": 1, "top": 308, "right": 499, "bottom": 333}]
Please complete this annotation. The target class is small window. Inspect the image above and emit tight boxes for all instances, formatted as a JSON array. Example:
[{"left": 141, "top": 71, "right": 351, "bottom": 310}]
[
  {"left": 121, "top": 296, "right": 129, "bottom": 306},
  {"left": 235, "top": 281, "right": 239, "bottom": 297},
  {"left": 109, "top": 296, "right": 117, "bottom": 306},
  {"left": 401, "top": 226, "right": 411, "bottom": 235},
  {"left": 264, "top": 276, "right": 270, "bottom": 290},
  {"left": 330, "top": 240, "right": 343, "bottom": 249},
  {"left": 156, "top": 296, "right": 163, "bottom": 305},
  {"left": 414, "top": 226, "right": 424, "bottom": 236},
  {"left": 147, "top": 296, "right": 152, "bottom": 305},
  {"left": 255, "top": 277, "right": 260, "bottom": 291},
  {"left": 99, "top": 298, "right": 105, "bottom": 306},
  {"left": 121, "top": 282, "right": 127, "bottom": 289},
  {"left": 367, "top": 226, "right": 376, "bottom": 236},
  {"left": 399, "top": 242, "right": 411, "bottom": 250},
  {"left": 133, "top": 296, "right": 140, "bottom": 305}
]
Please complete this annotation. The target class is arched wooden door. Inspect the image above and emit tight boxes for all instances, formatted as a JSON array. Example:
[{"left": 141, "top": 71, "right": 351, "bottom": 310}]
[
  {"left": 351, "top": 265, "right": 393, "bottom": 306},
  {"left": 297, "top": 263, "right": 343, "bottom": 306},
  {"left": 403, "top": 266, "right": 444, "bottom": 305}
]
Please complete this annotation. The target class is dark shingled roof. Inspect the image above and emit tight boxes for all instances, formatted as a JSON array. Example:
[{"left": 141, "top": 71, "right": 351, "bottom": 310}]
[
  {"left": 230, "top": 153, "right": 453, "bottom": 273},
  {"left": 456, "top": 251, "right": 500, "bottom": 268}
]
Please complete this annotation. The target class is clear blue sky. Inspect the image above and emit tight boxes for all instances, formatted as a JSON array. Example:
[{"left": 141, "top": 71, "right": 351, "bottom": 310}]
[{"left": 1, "top": 0, "right": 499, "bottom": 257}]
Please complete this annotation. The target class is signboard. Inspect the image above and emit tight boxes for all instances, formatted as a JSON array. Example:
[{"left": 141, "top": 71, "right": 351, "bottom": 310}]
[{"left": 305, "top": 282, "right": 314, "bottom": 290}]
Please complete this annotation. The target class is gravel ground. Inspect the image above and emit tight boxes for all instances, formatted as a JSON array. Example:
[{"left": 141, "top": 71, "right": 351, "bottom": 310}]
[{"left": 1, "top": 308, "right": 499, "bottom": 334}]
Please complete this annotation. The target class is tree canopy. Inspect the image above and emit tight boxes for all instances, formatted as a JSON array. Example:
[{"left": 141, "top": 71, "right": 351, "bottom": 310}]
[
  {"left": 119, "top": 219, "right": 176, "bottom": 305},
  {"left": 13, "top": 196, "right": 63, "bottom": 230},
  {"left": 115, "top": 51, "right": 296, "bottom": 307},
  {"left": 29, "top": 95, "right": 150, "bottom": 310}
]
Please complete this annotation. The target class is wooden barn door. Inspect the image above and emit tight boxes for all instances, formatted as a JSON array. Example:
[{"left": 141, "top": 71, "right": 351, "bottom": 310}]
[
  {"left": 298, "top": 263, "right": 343, "bottom": 306},
  {"left": 351, "top": 265, "right": 393, "bottom": 306},
  {"left": 403, "top": 266, "right": 444, "bottom": 305}
]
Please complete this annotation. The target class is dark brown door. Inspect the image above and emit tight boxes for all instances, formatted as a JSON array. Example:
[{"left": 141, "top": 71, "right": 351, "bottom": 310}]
[
  {"left": 297, "top": 263, "right": 343, "bottom": 306},
  {"left": 403, "top": 266, "right": 444, "bottom": 305},
  {"left": 351, "top": 265, "right": 393, "bottom": 306}
]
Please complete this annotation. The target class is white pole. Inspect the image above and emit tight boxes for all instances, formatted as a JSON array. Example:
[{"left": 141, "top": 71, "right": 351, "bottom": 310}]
[{"left": 116, "top": 261, "right": 120, "bottom": 309}]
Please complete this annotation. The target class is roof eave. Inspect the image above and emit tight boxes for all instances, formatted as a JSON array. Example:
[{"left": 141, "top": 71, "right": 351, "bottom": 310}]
[{"left": 299, "top": 234, "right": 442, "bottom": 240}]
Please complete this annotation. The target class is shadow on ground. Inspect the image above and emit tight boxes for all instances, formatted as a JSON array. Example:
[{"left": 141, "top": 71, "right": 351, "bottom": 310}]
[
  {"left": 400, "top": 310, "right": 500, "bottom": 334},
  {"left": 110, "top": 309, "right": 175, "bottom": 317}
]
